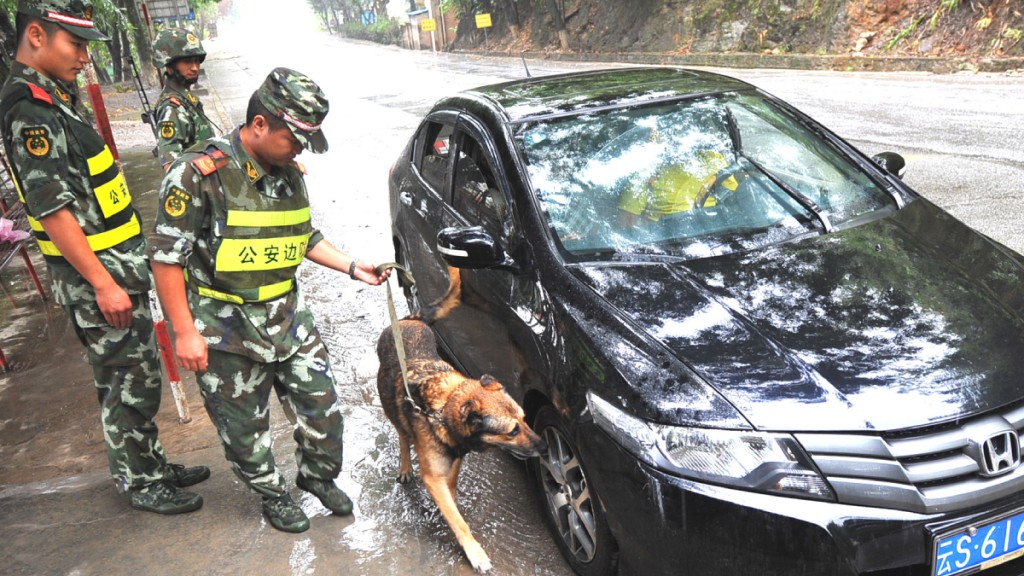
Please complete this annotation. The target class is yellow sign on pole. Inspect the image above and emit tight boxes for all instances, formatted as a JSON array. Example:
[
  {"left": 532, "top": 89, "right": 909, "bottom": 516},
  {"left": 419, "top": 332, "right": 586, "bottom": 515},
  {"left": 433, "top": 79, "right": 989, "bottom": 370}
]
[
  {"left": 421, "top": 18, "right": 437, "bottom": 32},
  {"left": 475, "top": 13, "right": 492, "bottom": 29}
]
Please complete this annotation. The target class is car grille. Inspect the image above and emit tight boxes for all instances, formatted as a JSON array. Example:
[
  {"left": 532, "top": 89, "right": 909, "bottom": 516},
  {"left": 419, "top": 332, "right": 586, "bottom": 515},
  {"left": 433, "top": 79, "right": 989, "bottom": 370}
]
[{"left": 794, "top": 404, "right": 1024, "bottom": 514}]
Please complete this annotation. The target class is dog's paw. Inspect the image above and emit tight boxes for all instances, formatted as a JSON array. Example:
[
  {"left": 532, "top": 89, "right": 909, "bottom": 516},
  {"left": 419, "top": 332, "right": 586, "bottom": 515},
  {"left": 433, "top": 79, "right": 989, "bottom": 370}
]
[
  {"left": 396, "top": 470, "right": 414, "bottom": 484},
  {"left": 464, "top": 542, "right": 492, "bottom": 573}
]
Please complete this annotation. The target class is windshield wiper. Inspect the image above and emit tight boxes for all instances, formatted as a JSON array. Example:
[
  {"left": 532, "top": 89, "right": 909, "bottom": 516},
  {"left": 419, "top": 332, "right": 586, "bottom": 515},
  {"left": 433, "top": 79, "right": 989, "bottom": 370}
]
[
  {"left": 744, "top": 156, "right": 833, "bottom": 233},
  {"left": 725, "top": 106, "right": 742, "bottom": 153},
  {"left": 723, "top": 107, "right": 833, "bottom": 234}
]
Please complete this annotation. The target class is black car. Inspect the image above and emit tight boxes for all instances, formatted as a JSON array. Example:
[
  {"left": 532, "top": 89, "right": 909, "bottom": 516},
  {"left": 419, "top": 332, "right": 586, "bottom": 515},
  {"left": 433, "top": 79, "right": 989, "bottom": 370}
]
[{"left": 386, "top": 67, "right": 1024, "bottom": 576}]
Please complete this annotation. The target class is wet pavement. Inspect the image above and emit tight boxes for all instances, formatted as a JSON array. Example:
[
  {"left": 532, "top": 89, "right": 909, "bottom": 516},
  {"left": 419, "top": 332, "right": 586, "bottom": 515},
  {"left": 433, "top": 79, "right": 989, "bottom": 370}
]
[{"left": 3, "top": 2, "right": 1024, "bottom": 574}]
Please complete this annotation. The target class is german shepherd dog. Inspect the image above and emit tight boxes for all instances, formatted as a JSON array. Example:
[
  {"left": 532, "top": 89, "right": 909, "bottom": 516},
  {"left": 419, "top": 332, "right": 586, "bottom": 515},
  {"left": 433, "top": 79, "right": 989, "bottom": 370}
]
[{"left": 375, "top": 268, "right": 547, "bottom": 573}]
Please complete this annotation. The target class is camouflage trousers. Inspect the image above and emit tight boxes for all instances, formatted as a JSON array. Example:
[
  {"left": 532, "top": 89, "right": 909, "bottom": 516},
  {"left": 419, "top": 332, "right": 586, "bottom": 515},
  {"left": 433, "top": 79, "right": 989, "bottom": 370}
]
[
  {"left": 196, "top": 328, "right": 344, "bottom": 499},
  {"left": 66, "top": 293, "right": 169, "bottom": 492}
]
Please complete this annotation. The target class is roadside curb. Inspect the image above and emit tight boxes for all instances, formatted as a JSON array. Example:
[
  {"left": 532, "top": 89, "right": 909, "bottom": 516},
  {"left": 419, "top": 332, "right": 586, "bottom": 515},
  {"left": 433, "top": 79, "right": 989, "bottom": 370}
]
[{"left": 463, "top": 49, "right": 1024, "bottom": 74}]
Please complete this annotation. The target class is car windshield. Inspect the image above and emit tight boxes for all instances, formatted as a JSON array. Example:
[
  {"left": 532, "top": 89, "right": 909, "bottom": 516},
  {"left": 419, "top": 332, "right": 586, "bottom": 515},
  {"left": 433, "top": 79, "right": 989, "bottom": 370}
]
[{"left": 516, "top": 92, "right": 897, "bottom": 261}]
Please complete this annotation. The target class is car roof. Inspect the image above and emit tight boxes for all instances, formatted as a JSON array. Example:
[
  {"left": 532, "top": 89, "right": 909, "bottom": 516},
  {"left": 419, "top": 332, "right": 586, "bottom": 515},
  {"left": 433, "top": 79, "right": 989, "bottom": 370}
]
[{"left": 454, "top": 67, "right": 757, "bottom": 123}]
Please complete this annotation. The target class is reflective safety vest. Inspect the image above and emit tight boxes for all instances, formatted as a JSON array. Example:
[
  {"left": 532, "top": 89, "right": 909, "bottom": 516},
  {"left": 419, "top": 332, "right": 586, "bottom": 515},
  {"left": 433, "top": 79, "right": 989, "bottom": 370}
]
[
  {"left": 186, "top": 143, "right": 312, "bottom": 304},
  {"left": 0, "top": 81, "right": 141, "bottom": 262}
]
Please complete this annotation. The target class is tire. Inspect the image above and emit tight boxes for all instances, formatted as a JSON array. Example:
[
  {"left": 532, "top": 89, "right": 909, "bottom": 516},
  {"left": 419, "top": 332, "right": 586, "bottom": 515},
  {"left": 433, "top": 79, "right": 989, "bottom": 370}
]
[{"left": 531, "top": 405, "right": 618, "bottom": 576}]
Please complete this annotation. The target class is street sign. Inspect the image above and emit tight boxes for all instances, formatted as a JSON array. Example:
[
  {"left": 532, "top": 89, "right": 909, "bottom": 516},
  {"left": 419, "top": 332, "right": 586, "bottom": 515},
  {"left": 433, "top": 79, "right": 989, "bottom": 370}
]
[
  {"left": 475, "top": 13, "right": 492, "bottom": 29},
  {"left": 421, "top": 18, "right": 437, "bottom": 32}
]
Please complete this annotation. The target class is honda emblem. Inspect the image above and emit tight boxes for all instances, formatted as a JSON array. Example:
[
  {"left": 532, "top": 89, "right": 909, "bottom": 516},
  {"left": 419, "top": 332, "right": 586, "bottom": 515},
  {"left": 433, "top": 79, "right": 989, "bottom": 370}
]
[{"left": 979, "top": 431, "right": 1021, "bottom": 477}]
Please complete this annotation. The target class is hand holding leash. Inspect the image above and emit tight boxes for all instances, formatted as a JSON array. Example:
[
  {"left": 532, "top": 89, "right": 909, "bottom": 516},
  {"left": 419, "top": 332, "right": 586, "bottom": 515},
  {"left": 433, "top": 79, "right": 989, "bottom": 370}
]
[
  {"left": 348, "top": 259, "right": 393, "bottom": 285},
  {"left": 373, "top": 261, "right": 415, "bottom": 286}
]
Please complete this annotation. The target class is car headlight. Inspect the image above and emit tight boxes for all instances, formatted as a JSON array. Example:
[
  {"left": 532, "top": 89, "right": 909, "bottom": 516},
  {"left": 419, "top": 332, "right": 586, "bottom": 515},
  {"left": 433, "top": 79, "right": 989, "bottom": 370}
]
[{"left": 587, "top": 392, "right": 835, "bottom": 501}]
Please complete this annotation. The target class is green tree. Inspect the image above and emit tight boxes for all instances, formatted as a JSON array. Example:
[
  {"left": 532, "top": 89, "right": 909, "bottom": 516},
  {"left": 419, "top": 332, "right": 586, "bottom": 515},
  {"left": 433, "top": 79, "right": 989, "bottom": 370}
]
[
  {"left": 190, "top": 0, "right": 223, "bottom": 40},
  {"left": 308, "top": 0, "right": 334, "bottom": 33},
  {"left": 114, "top": 0, "right": 155, "bottom": 85}
]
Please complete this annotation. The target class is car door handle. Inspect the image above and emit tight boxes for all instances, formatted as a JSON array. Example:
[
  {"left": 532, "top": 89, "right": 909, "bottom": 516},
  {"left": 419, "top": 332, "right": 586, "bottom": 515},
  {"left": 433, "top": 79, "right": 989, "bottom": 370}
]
[{"left": 399, "top": 191, "right": 413, "bottom": 206}]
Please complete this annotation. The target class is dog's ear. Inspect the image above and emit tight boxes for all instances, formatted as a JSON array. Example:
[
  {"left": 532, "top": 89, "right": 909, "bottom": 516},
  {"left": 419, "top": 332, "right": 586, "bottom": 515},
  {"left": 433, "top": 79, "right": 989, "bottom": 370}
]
[
  {"left": 479, "top": 374, "right": 503, "bottom": 390},
  {"left": 461, "top": 399, "right": 483, "bottom": 426}
]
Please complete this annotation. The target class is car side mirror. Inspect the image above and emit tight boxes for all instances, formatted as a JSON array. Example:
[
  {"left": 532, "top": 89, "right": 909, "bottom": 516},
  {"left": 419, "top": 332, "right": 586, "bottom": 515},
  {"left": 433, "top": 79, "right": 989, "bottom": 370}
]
[
  {"left": 437, "top": 226, "right": 519, "bottom": 272},
  {"left": 871, "top": 152, "right": 907, "bottom": 179}
]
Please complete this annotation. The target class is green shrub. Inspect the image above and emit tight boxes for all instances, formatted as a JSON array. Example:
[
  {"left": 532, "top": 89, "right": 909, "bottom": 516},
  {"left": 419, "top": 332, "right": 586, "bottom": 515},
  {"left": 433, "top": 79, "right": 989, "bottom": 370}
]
[{"left": 339, "top": 17, "right": 403, "bottom": 46}]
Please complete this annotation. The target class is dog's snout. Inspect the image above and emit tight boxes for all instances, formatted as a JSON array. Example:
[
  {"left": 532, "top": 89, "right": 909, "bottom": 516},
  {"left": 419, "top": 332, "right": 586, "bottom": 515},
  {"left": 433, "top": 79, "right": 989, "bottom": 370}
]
[{"left": 535, "top": 435, "right": 549, "bottom": 456}]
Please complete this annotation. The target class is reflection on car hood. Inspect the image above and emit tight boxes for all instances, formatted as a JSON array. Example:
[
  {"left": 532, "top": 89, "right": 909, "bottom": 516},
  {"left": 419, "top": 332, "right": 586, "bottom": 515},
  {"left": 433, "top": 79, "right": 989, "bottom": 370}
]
[{"left": 572, "top": 199, "right": 1024, "bottom": 432}]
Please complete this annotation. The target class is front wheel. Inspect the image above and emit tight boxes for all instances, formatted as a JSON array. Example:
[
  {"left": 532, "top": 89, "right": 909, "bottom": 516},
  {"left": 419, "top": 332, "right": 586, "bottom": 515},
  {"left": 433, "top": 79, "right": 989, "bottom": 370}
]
[{"left": 530, "top": 405, "right": 618, "bottom": 576}]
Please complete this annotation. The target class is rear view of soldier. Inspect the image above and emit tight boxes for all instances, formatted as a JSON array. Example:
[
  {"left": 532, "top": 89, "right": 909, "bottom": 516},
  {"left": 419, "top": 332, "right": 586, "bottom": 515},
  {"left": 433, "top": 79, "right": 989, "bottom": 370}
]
[{"left": 152, "top": 27, "right": 217, "bottom": 170}]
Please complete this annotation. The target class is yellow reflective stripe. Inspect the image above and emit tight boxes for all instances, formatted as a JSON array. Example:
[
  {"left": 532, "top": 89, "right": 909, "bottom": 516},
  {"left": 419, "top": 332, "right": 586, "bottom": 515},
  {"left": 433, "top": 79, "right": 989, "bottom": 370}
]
[
  {"left": 87, "top": 146, "right": 115, "bottom": 176},
  {"left": 27, "top": 214, "right": 44, "bottom": 232},
  {"left": 226, "top": 208, "right": 310, "bottom": 228},
  {"left": 94, "top": 172, "right": 132, "bottom": 219},
  {"left": 35, "top": 239, "right": 61, "bottom": 256},
  {"left": 194, "top": 279, "right": 293, "bottom": 304},
  {"left": 195, "top": 285, "right": 243, "bottom": 304},
  {"left": 215, "top": 234, "right": 309, "bottom": 272},
  {"left": 257, "top": 279, "right": 294, "bottom": 301},
  {"left": 34, "top": 213, "right": 141, "bottom": 256},
  {"left": 12, "top": 171, "right": 25, "bottom": 201}
]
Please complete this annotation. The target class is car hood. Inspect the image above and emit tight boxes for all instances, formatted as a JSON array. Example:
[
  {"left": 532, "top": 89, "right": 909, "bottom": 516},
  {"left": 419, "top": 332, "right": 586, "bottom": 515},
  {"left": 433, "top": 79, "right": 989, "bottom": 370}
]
[{"left": 572, "top": 200, "right": 1024, "bottom": 432}]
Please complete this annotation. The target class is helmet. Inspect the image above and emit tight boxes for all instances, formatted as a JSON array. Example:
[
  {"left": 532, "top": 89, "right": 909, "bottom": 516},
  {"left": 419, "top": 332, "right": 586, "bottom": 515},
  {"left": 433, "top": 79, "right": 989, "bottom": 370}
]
[{"left": 152, "top": 28, "right": 206, "bottom": 69}]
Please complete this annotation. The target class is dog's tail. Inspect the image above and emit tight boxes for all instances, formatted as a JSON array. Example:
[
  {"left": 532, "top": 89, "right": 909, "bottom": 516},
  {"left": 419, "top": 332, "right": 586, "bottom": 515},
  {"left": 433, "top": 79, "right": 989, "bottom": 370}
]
[{"left": 410, "top": 266, "right": 462, "bottom": 325}]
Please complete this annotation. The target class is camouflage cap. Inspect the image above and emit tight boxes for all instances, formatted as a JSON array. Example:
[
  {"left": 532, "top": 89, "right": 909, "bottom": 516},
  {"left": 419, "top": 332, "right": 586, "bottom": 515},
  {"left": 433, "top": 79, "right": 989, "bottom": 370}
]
[
  {"left": 152, "top": 28, "right": 206, "bottom": 69},
  {"left": 256, "top": 68, "right": 329, "bottom": 154},
  {"left": 17, "top": 0, "right": 110, "bottom": 42}
]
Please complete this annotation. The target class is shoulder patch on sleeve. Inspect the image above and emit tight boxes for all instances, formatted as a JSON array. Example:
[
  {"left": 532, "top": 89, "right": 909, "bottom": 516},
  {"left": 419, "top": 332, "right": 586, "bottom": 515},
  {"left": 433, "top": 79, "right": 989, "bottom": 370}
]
[
  {"left": 168, "top": 96, "right": 182, "bottom": 107},
  {"left": 21, "top": 127, "right": 52, "bottom": 158},
  {"left": 163, "top": 186, "right": 192, "bottom": 219},
  {"left": 160, "top": 121, "right": 176, "bottom": 139}
]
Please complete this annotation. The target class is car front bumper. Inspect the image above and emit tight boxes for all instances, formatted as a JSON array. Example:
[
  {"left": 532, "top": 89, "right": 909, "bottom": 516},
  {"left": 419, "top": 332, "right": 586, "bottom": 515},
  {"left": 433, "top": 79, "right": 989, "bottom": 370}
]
[{"left": 578, "top": 423, "right": 1024, "bottom": 576}]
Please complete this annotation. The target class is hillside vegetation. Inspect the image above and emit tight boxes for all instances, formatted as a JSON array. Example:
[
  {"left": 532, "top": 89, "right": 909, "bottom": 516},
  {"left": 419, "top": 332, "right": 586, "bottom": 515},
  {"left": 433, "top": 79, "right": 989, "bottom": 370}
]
[{"left": 450, "top": 0, "right": 1023, "bottom": 61}]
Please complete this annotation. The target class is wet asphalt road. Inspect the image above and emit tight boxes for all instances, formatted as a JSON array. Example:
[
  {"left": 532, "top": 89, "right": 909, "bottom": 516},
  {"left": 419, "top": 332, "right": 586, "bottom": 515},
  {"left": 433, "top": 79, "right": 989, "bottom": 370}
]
[{"left": 1, "top": 1, "right": 1023, "bottom": 575}]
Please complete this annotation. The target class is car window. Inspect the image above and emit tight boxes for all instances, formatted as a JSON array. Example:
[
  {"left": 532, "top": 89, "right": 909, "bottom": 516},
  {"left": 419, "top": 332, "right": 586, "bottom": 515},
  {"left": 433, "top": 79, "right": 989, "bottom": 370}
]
[
  {"left": 414, "top": 119, "right": 454, "bottom": 194},
  {"left": 515, "top": 93, "right": 896, "bottom": 261},
  {"left": 452, "top": 130, "right": 506, "bottom": 237}
]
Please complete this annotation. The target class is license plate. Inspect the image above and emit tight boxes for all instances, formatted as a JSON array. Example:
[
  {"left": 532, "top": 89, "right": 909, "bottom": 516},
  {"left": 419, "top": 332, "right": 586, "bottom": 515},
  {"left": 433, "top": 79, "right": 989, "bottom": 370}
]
[{"left": 933, "top": 508, "right": 1024, "bottom": 576}]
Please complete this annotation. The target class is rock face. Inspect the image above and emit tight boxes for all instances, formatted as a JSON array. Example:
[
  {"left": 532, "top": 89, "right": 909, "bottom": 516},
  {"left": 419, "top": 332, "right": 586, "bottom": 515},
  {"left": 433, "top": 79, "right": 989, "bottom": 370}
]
[{"left": 455, "top": 0, "right": 1023, "bottom": 59}]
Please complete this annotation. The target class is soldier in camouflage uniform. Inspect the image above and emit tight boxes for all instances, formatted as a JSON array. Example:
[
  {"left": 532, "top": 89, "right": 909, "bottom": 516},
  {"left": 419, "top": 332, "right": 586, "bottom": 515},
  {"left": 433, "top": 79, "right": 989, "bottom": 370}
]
[
  {"left": 0, "top": 0, "right": 210, "bottom": 514},
  {"left": 152, "top": 27, "right": 217, "bottom": 170},
  {"left": 150, "top": 67, "right": 390, "bottom": 533}
]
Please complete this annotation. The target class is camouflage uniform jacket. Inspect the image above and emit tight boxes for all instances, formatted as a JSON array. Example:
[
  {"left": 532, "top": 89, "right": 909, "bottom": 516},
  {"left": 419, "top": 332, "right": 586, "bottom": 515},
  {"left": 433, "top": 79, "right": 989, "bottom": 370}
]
[
  {"left": 154, "top": 76, "right": 215, "bottom": 167},
  {"left": 0, "top": 62, "right": 150, "bottom": 306},
  {"left": 149, "top": 128, "right": 326, "bottom": 362}
]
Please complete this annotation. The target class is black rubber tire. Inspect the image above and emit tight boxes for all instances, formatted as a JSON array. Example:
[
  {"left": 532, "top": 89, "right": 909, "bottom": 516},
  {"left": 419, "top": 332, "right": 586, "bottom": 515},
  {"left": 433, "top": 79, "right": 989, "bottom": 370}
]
[{"left": 530, "top": 405, "right": 618, "bottom": 576}]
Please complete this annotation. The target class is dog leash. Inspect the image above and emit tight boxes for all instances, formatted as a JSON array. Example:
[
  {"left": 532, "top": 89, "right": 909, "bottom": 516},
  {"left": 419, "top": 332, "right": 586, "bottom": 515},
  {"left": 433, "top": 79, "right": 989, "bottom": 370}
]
[{"left": 375, "top": 262, "right": 425, "bottom": 415}]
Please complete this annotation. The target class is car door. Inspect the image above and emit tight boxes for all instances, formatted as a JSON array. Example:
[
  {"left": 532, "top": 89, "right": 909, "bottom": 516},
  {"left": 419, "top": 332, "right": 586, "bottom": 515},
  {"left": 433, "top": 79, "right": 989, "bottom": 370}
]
[
  {"left": 397, "top": 111, "right": 461, "bottom": 304},
  {"left": 430, "top": 114, "right": 558, "bottom": 401}
]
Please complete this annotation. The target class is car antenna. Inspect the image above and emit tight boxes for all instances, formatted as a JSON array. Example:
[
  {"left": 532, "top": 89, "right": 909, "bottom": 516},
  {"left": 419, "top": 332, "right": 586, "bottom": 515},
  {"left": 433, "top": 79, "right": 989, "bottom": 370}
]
[{"left": 520, "top": 53, "right": 532, "bottom": 78}]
